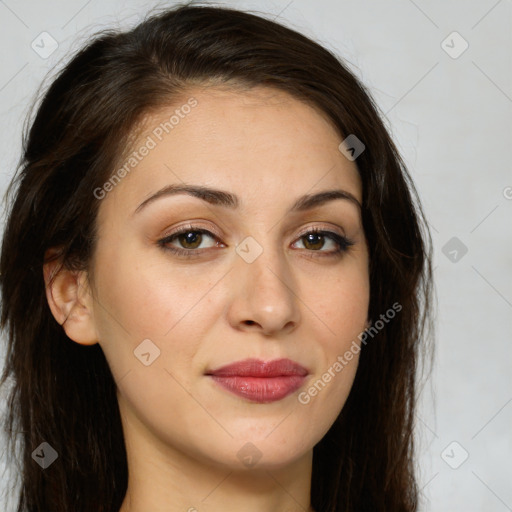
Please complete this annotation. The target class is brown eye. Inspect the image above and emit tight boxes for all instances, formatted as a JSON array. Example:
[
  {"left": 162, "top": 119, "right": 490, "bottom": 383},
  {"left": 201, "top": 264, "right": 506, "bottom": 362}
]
[
  {"left": 175, "top": 231, "right": 204, "bottom": 249},
  {"left": 293, "top": 229, "right": 354, "bottom": 255},
  {"left": 158, "top": 227, "right": 220, "bottom": 255},
  {"left": 301, "top": 232, "right": 326, "bottom": 251}
]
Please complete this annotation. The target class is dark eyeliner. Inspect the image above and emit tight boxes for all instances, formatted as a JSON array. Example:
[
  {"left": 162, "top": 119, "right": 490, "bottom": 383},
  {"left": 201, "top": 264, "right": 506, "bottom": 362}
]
[{"left": 157, "top": 225, "right": 354, "bottom": 258}]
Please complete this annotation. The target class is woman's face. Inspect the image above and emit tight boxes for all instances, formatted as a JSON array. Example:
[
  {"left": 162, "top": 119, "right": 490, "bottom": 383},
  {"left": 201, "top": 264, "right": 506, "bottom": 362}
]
[{"left": 88, "top": 85, "right": 369, "bottom": 470}]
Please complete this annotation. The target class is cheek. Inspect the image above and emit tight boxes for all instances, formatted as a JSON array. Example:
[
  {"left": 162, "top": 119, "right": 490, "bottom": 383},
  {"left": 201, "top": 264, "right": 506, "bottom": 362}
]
[
  {"left": 91, "top": 242, "right": 227, "bottom": 380},
  {"left": 306, "top": 260, "right": 370, "bottom": 343},
  {"left": 293, "top": 265, "right": 368, "bottom": 426}
]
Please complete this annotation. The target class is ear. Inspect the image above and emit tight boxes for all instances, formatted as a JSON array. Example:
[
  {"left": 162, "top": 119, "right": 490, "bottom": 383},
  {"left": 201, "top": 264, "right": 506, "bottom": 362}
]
[{"left": 43, "top": 252, "right": 98, "bottom": 346}]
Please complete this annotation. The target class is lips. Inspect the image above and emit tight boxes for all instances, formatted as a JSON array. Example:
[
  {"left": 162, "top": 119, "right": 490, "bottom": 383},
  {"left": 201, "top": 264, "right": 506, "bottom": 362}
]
[{"left": 206, "top": 358, "right": 308, "bottom": 403}]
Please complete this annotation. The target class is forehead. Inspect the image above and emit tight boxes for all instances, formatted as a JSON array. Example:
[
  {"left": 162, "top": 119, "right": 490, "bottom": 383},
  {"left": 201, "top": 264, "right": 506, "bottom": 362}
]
[{"left": 98, "top": 85, "right": 362, "bottom": 220}]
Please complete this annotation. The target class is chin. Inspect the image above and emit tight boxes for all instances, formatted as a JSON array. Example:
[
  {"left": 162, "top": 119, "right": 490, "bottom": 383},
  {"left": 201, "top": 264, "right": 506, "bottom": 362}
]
[{"left": 194, "top": 431, "right": 314, "bottom": 473}]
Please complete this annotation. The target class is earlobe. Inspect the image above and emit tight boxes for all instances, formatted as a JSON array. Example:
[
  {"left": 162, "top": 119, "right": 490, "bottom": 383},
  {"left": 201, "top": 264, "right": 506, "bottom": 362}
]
[{"left": 43, "top": 254, "right": 98, "bottom": 346}]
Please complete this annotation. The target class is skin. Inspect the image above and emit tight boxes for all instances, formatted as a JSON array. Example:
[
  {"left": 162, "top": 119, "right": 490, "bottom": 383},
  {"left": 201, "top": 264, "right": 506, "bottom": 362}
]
[{"left": 44, "top": 85, "right": 370, "bottom": 512}]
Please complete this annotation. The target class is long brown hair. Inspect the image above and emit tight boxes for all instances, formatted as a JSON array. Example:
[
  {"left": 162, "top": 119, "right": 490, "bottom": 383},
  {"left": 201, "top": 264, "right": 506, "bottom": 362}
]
[{"left": 0, "top": 3, "right": 433, "bottom": 511}]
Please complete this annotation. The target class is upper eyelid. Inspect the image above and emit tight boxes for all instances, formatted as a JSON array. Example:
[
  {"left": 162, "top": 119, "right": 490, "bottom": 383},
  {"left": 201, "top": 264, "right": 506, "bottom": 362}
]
[{"left": 162, "top": 224, "right": 222, "bottom": 241}]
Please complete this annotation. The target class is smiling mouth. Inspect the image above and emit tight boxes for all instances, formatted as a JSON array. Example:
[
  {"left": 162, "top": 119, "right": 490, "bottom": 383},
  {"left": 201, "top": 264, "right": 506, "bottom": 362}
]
[{"left": 205, "top": 358, "right": 308, "bottom": 403}]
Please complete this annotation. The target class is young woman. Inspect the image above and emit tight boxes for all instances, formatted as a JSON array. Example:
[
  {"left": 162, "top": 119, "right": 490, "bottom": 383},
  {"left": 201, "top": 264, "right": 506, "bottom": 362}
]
[{"left": 0, "top": 3, "right": 433, "bottom": 511}]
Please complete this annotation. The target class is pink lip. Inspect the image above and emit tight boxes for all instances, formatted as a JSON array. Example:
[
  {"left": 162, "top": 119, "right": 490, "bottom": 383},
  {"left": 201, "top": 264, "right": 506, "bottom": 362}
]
[{"left": 206, "top": 358, "right": 308, "bottom": 403}]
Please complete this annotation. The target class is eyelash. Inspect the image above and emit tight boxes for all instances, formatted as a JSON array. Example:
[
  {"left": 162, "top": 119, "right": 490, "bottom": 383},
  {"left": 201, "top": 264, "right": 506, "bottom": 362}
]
[{"left": 157, "top": 224, "right": 355, "bottom": 259}]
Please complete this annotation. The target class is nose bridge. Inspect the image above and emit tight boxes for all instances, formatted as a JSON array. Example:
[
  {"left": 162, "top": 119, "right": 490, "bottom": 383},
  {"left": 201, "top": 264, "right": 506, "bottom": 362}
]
[
  {"left": 229, "top": 230, "right": 300, "bottom": 334},
  {"left": 242, "top": 236, "right": 289, "bottom": 295}
]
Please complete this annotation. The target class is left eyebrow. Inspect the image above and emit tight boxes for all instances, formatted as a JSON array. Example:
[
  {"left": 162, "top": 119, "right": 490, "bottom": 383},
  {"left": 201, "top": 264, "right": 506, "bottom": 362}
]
[{"left": 133, "top": 183, "right": 361, "bottom": 215}]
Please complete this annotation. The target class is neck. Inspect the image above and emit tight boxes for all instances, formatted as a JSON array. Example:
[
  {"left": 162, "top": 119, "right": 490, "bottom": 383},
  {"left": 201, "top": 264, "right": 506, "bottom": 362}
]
[{"left": 119, "top": 457, "right": 315, "bottom": 512}]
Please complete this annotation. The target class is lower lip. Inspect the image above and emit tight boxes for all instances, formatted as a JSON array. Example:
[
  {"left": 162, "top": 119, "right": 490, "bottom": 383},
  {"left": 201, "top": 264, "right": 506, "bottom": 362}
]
[{"left": 209, "top": 375, "right": 306, "bottom": 403}]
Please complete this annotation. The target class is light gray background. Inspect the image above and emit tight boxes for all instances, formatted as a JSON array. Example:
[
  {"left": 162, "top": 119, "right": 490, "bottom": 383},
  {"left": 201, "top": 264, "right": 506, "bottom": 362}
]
[{"left": 0, "top": 1, "right": 511, "bottom": 511}]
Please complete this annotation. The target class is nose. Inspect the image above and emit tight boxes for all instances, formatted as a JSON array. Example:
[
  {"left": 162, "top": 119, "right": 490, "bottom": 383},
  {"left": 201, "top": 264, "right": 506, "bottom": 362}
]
[{"left": 226, "top": 242, "right": 301, "bottom": 337}]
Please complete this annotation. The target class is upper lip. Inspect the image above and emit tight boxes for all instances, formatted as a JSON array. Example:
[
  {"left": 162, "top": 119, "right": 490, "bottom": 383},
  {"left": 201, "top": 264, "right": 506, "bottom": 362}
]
[{"left": 206, "top": 358, "right": 308, "bottom": 377}]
